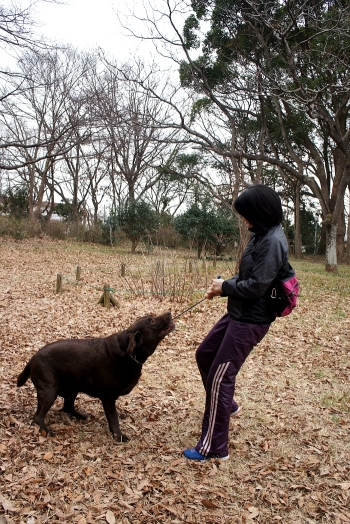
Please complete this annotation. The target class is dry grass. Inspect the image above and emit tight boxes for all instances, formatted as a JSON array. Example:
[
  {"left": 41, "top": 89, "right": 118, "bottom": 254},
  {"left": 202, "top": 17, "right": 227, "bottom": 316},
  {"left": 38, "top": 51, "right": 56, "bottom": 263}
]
[{"left": 0, "top": 238, "right": 349, "bottom": 524}]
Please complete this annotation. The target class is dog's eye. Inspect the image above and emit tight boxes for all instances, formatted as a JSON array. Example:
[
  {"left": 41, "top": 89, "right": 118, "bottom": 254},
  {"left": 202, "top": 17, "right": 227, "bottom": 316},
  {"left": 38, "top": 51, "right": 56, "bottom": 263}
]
[{"left": 149, "top": 317, "right": 155, "bottom": 324}]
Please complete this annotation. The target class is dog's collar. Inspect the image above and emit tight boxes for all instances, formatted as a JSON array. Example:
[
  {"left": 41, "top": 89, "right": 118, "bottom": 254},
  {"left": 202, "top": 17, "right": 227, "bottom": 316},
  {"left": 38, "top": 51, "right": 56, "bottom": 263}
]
[{"left": 130, "top": 354, "right": 142, "bottom": 365}]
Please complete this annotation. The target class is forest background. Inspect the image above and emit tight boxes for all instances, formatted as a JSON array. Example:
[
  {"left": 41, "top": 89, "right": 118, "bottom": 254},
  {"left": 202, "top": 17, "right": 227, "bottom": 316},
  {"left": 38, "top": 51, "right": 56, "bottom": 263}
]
[{"left": 0, "top": 0, "right": 349, "bottom": 271}]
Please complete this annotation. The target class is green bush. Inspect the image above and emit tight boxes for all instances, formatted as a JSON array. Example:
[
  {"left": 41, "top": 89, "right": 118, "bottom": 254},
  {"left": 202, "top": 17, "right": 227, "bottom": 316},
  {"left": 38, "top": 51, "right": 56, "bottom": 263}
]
[
  {"left": 119, "top": 200, "right": 159, "bottom": 252},
  {"left": 103, "top": 200, "right": 160, "bottom": 252},
  {"left": 174, "top": 202, "right": 239, "bottom": 258},
  {"left": 0, "top": 187, "right": 29, "bottom": 218},
  {"left": 82, "top": 224, "right": 106, "bottom": 244}
]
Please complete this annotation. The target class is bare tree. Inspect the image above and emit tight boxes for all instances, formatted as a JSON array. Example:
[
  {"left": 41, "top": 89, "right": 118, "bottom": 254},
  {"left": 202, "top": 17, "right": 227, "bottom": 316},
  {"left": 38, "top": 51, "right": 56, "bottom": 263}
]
[
  {"left": 0, "top": 1, "right": 57, "bottom": 52},
  {"left": 0, "top": 0, "right": 77, "bottom": 176},
  {"left": 87, "top": 59, "right": 180, "bottom": 208},
  {"left": 54, "top": 138, "right": 110, "bottom": 226},
  {"left": 0, "top": 46, "right": 91, "bottom": 219}
]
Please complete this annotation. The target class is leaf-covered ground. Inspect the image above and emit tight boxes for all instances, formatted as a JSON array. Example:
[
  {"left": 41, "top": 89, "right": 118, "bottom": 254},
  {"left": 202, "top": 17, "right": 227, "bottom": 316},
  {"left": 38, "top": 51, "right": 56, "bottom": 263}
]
[{"left": 0, "top": 238, "right": 349, "bottom": 524}]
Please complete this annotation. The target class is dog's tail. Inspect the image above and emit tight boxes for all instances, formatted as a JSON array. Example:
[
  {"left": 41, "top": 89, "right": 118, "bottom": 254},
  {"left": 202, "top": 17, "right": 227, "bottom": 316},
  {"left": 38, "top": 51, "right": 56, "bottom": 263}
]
[{"left": 17, "top": 360, "right": 32, "bottom": 387}]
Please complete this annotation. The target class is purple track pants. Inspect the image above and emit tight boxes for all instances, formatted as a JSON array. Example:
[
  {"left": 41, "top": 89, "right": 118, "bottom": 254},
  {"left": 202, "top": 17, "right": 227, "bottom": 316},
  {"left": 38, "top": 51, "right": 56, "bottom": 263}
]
[{"left": 195, "top": 313, "right": 270, "bottom": 458}]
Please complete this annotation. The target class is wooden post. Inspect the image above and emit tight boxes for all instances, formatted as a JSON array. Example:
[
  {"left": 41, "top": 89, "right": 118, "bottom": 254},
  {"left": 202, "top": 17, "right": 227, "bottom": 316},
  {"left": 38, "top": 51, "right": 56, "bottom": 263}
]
[
  {"left": 110, "top": 294, "right": 120, "bottom": 307},
  {"left": 121, "top": 263, "right": 125, "bottom": 277},
  {"left": 104, "top": 283, "right": 110, "bottom": 309},
  {"left": 55, "top": 274, "right": 63, "bottom": 294},
  {"left": 98, "top": 283, "right": 120, "bottom": 308},
  {"left": 156, "top": 261, "right": 161, "bottom": 291},
  {"left": 76, "top": 266, "right": 81, "bottom": 281}
]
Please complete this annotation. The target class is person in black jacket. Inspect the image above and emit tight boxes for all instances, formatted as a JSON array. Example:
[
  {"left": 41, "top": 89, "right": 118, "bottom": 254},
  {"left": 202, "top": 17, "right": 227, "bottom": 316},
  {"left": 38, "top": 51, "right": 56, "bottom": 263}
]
[{"left": 183, "top": 184, "right": 291, "bottom": 462}]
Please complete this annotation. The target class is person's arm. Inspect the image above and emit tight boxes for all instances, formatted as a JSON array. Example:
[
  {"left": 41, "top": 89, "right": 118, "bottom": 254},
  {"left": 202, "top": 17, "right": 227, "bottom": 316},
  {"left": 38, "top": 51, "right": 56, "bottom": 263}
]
[
  {"left": 222, "top": 237, "right": 285, "bottom": 299},
  {"left": 205, "top": 278, "right": 225, "bottom": 299}
]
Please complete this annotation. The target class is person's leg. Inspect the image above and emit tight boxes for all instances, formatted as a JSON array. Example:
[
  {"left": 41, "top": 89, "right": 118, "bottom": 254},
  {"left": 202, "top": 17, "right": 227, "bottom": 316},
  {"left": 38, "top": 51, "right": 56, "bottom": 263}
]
[
  {"left": 195, "top": 313, "right": 230, "bottom": 388},
  {"left": 194, "top": 320, "right": 270, "bottom": 458}
]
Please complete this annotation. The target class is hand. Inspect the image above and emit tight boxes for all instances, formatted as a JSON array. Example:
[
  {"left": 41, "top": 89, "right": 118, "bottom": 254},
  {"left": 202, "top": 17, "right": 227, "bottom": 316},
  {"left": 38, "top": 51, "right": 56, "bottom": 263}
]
[{"left": 205, "top": 278, "right": 224, "bottom": 300}]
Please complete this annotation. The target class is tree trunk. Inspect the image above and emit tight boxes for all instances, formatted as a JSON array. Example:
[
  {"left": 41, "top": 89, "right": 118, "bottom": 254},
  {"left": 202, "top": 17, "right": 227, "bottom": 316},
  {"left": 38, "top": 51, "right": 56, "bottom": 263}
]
[
  {"left": 44, "top": 184, "right": 55, "bottom": 222},
  {"left": 33, "top": 171, "right": 48, "bottom": 220},
  {"left": 131, "top": 238, "right": 138, "bottom": 253},
  {"left": 93, "top": 203, "right": 99, "bottom": 226},
  {"left": 235, "top": 220, "right": 250, "bottom": 273},
  {"left": 346, "top": 185, "right": 350, "bottom": 263},
  {"left": 325, "top": 219, "right": 338, "bottom": 272},
  {"left": 336, "top": 208, "right": 345, "bottom": 262},
  {"left": 28, "top": 165, "right": 36, "bottom": 220},
  {"left": 317, "top": 223, "right": 326, "bottom": 255},
  {"left": 294, "top": 182, "right": 302, "bottom": 259}
]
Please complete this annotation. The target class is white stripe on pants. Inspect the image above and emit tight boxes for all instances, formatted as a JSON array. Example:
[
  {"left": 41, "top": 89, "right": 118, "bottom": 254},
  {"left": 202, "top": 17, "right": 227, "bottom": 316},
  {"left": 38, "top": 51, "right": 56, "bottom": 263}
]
[{"left": 199, "top": 361, "right": 230, "bottom": 456}]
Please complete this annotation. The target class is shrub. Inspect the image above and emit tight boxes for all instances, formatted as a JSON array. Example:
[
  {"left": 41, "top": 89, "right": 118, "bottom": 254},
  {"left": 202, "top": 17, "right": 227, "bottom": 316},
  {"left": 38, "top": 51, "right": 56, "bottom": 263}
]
[
  {"left": 152, "top": 225, "right": 181, "bottom": 249},
  {"left": 174, "top": 202, "right": 239, "bottom": 258},
  {"left": 0, "top": 216, "right": 42, "bottom": 239},
  {"left": 0, "top": 186, "right": 29, "bottom": 218},
  {"left": 43, "top": 220, "right": 68, "bottom": 240}
]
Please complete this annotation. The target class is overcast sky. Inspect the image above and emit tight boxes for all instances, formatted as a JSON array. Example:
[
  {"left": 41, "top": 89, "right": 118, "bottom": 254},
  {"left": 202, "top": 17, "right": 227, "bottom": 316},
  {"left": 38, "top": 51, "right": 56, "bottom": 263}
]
[{"left": 35, "top": 0, "right": 160, "bottom": 61}]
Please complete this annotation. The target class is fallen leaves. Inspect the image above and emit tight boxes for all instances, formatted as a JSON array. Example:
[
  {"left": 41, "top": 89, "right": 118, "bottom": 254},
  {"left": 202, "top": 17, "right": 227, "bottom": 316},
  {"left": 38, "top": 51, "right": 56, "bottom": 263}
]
[
  {"left": 243, "top": 506, "right": 260, "bottom": 520},
  {"left": 0, "top": 494, "right": 18, "bottom": 513},
  {"left": 0, "top": 239, "right": 349, "bottom": 524},
  {"left": 105, "top": 509, "right": 116, "bottom": 524},
  {"left": 201, "top": 499, "right": 219, "bottom": 509}
]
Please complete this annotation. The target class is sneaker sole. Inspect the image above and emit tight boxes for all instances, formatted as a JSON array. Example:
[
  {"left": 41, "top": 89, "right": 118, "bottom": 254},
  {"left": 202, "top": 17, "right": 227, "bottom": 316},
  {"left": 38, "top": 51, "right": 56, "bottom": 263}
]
[
  {"left": 231, "top": 406, "right": 242, "bottom": 417},
  {"left": 205, "top": 455, "right": 230, "bottom": 462},
  {"left": 183, "top": 453, "right": 229, "bottom": 462},
  {"left": 215, "top": 455, "right": 229, "bottom": 462}
]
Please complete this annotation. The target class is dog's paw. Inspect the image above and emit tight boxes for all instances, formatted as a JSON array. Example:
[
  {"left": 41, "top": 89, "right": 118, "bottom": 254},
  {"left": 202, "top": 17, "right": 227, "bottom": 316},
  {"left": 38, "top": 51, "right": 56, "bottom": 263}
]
[
  {"left": 34, "top": 422, "right": 50, "bottom": 437},
  {"left": 113, "top": 433, "right": 129, "bottom": 443}
]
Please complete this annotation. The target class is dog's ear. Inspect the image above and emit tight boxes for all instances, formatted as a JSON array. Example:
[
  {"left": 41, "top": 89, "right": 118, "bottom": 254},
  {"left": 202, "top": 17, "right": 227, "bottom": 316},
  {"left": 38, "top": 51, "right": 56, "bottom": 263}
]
[{"left": 127, "top": 332, "right": 143, "bottom": 354}]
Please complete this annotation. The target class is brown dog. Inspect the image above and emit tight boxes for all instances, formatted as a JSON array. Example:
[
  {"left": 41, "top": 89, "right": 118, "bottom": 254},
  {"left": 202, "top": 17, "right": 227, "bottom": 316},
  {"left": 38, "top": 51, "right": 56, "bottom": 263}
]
[{"left": 17, "top": 311, "right": 175, "bottom": 441}]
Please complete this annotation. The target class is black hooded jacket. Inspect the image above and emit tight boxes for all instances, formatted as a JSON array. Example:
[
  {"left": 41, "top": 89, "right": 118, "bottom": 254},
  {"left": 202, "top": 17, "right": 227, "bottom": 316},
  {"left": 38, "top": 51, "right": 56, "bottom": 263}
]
[{"left": 221, "top": 224, "right": 291, "bottom": 324}]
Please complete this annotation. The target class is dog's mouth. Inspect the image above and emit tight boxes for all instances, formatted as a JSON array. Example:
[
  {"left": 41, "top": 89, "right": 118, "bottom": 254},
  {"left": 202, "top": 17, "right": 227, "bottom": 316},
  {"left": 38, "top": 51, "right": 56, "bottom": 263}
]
[{"left": 160, "top": 322, "right": 176, "bottom": 338}]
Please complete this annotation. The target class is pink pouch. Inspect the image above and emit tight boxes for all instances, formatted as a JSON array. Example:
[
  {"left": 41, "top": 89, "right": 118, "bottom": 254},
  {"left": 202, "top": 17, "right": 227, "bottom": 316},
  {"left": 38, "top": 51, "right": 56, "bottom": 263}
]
[{"left": 270, "top": 273, "right": 299, "bottom": 317}]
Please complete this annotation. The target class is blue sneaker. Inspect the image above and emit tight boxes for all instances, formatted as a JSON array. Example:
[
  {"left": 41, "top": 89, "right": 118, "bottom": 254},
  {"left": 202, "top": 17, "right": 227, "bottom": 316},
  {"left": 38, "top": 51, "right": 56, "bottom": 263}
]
[{"left": 183, "top": 448, "right": 229, "bottom": 462}]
